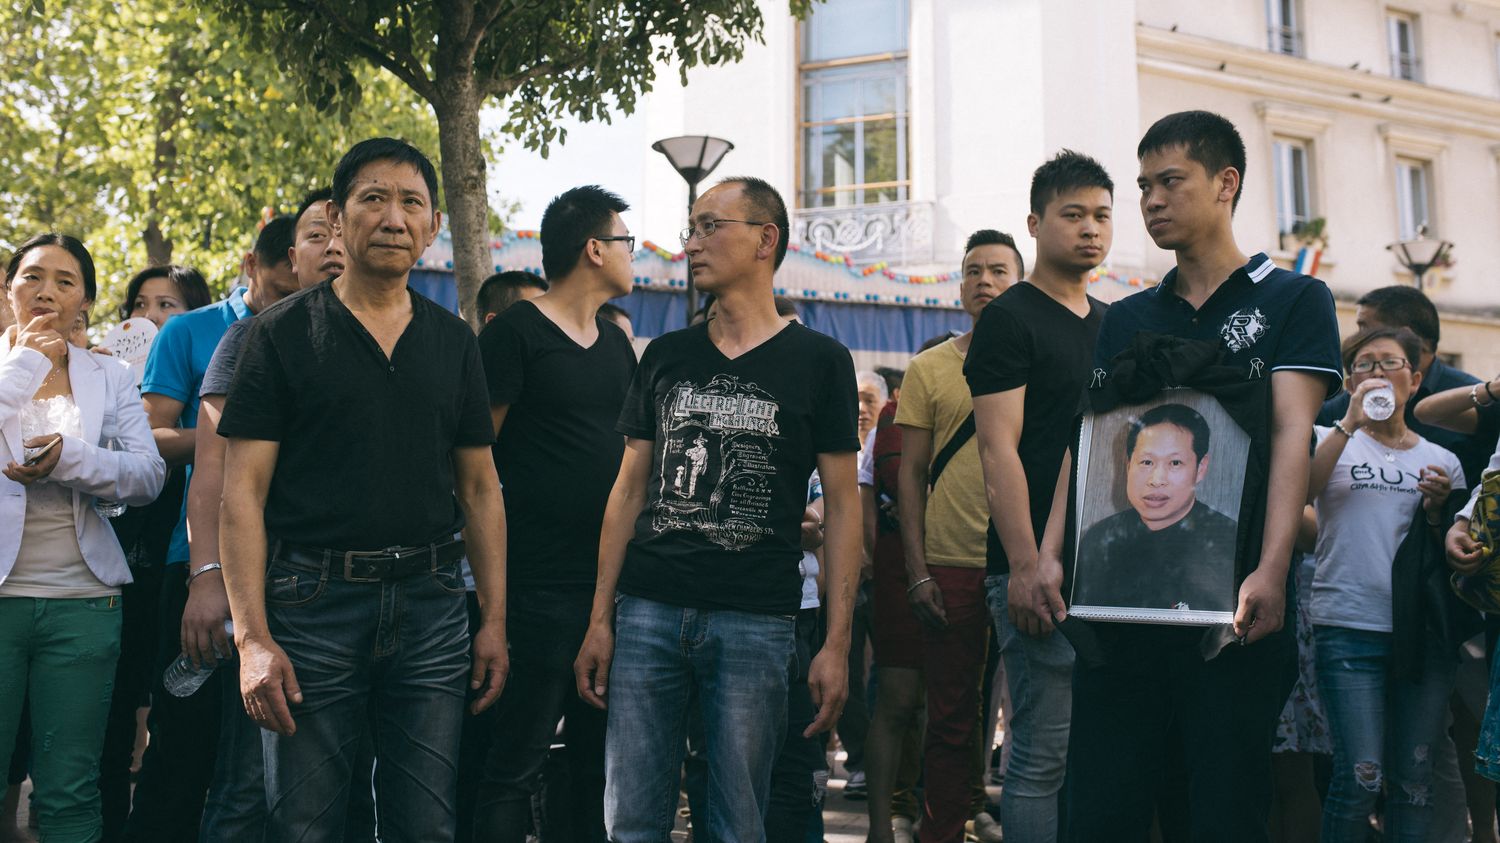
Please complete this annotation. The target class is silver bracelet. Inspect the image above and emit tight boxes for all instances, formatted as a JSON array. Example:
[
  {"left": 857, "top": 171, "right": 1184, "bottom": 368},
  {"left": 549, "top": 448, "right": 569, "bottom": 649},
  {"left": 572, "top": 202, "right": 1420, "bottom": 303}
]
[
  {"left": 906, "top": 576, "right": 935, "bottom": 594},
  {"left": 188, "top": 563, "right": 223, "bottom": 584}
]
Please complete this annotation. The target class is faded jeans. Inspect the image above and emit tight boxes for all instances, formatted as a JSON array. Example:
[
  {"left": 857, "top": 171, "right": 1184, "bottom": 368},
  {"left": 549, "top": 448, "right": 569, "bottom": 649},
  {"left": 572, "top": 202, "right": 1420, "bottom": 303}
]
[
  {"left": 261, "top": 553, "right": 471, "bottom": 843},
  {"left": 1314, "top": 625, "right": 1455, "bottom": 843},
  {"left": 986, "top": 574, "right": 1074, "bottom": 843},
  {"left": 604, "top": 594, "right": 795, "bottom": 843}
]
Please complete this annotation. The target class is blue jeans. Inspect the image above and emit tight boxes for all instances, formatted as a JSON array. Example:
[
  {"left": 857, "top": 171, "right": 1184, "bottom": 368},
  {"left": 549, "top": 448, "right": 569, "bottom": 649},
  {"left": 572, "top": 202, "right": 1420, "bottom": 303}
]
[
  {"left": 1314, "top": 625, "right": 1455, "bottom": 843},
  {"left": 260, "top": 553, "right": 471, "bottom": 843},
  {"left": 986, "top": 574, "right": 1074, "bottom": 843},
  {"left": 1477, "top": 643, "right": 1500, "bottom": 783},
  {"left": 604, "top": 594, "right": 795, "bottom": 843},
  {"left": 199, "top": 654, "right": 266, "bottom": 842}
]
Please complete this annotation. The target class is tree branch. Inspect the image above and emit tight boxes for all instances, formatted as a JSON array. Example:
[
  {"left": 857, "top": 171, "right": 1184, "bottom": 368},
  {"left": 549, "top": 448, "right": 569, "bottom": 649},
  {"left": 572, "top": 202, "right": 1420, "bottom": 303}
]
[
  {"left": 481, "top": 58, "right": 560, "bottom": 100},
  {"left": 271, "top": 0, "right": 438, "bottom": 102}
]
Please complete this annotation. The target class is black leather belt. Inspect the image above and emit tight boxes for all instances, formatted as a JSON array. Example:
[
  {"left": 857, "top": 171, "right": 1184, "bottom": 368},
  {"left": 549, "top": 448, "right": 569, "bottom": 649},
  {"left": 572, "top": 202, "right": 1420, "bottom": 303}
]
[{"left": 273, "top": 538, "right": 466, "bottom": 583}]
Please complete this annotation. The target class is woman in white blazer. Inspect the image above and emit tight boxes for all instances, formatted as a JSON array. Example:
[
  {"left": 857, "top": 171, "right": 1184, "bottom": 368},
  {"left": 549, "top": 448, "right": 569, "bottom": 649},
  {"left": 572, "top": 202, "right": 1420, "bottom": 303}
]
[{"left": 0, "top": 233, "right": 165, "bottom": 842}]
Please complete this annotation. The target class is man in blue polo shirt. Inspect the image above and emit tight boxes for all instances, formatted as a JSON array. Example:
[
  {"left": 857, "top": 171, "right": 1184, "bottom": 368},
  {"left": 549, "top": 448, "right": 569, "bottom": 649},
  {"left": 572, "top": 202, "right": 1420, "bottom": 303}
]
[
  {"left": 1042, "top": 111, "right": 1340, "bottom": 841},
  {"left": 124, "top": 215, "right": 299, "bottom": 843}
]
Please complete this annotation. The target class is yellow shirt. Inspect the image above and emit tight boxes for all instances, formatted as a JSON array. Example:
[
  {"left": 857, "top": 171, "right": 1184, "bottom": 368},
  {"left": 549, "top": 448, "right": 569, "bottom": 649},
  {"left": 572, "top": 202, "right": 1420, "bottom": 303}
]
[{"left": 893, "top": 339, "right": 987, "bottom": 568}]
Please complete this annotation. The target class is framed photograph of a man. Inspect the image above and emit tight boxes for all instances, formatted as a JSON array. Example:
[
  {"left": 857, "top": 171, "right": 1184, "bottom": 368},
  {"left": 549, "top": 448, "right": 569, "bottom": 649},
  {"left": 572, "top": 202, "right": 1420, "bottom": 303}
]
[{"left": 1069, "top": 389, "right": 1249, "bottom": 625}]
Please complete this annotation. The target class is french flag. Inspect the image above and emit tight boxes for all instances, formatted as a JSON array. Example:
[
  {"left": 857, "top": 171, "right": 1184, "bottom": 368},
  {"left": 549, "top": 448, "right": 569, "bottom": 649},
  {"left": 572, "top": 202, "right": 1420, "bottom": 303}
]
[{"left": 1294, "top": 246, "right": 1322, "bottom": 276}]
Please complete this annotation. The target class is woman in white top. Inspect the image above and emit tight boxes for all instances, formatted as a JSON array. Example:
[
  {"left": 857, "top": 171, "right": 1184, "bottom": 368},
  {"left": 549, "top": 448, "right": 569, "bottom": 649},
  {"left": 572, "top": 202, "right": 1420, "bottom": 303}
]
[
  {"left": 0, "top": 233, "right": 165, "bottom": 841},
  {"left": 1307, "top": 326, "right": 1464, "bottom": 843}
]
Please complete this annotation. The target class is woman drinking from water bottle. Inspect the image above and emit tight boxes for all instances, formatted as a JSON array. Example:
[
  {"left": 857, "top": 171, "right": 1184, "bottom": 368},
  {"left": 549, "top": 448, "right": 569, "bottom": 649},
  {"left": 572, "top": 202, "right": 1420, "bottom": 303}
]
[{"left": 0, "top": 233, "right": 165, "bottom": 842}]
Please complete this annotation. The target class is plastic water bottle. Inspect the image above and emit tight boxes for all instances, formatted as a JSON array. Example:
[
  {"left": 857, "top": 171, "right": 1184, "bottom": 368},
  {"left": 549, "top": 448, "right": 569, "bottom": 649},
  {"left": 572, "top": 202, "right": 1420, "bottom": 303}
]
[
  {"left": 162, "top": 619, "right": 235, "bottom": 698},
  {"left": 93, "top": 437, "right": 127, "bottom": 518},
  {"left": 1362, "top": 385, "right": 1397, "bottom": 421}
]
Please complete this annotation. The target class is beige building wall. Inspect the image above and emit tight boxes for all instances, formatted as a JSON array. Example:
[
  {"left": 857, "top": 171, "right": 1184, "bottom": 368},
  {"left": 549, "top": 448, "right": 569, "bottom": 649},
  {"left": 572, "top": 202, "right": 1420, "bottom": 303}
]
[{"left": 1138, "top": 0, "right": 1500, "bottom": 376}]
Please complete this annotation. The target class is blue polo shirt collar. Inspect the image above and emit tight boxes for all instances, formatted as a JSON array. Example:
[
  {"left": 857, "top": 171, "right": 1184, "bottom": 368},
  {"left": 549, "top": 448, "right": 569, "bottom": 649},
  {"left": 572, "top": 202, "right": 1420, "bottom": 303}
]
[
  {"left": 1152, "top": 253, "right": 1274, "bottom": 306},
  {"left": 227, "top": 285, "right": 252, "bottom": 320}
]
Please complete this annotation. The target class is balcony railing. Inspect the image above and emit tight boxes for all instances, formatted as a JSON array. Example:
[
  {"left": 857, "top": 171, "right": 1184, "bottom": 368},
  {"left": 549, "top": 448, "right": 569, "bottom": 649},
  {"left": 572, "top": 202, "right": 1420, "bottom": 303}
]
[{"left": 792, "top": 201, "right": 934, "bottom": 266}]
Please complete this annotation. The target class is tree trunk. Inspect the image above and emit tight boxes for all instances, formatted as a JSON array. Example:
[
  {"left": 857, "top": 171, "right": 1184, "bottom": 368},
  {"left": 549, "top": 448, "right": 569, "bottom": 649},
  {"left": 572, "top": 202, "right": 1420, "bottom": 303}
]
[
  {"left": 143, "top": 220, "right": 173, "bottom": 267},
  {"left": 433, "top": 76, "right": 490, "bottom": 330}
]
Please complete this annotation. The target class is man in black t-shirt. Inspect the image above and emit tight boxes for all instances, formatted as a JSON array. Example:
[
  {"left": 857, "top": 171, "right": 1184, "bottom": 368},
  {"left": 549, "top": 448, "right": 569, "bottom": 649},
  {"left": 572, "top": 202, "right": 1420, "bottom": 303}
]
[
  {"left": 469, "top": 185, "right": 637, "bottom": 840},
  {"left": 963, "top": 150, "right": 1113, "bottom": 841},
  {"left": 572, "top": 177, "right": 861, "bottom": 842},
  {"left": 1053, "top": 112, "right": 1340, "bottom": 842},
  {"left": 218, "top": 139, "right": 508, "bottom": 843}
]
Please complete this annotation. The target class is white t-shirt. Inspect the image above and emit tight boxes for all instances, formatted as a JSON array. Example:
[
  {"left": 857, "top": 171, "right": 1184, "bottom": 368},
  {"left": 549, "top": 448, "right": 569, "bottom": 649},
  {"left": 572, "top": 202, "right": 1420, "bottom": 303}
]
[
  {"left": 1311, "top": 425, "right": 1465, "bottom": 632},
  {"left": 857, "top": 428, "right": 876, "bottom": 488}
]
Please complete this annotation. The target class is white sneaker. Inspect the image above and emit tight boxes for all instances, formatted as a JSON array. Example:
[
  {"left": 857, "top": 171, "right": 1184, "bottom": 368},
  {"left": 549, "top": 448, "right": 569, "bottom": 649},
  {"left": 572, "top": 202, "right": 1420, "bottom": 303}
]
[
  {"left": 971, "top": 812, "right": 1003, "bottom": 843},
  {"left": 843, "top": 769, "right": 867, "bottom": 800},
  {"left": 892, "top": 815, "right": 916, "bottom": 843}
]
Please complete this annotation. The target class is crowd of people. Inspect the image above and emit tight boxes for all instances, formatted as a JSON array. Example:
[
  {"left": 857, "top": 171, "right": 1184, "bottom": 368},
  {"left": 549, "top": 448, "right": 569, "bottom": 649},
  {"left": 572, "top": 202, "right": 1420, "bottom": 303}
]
[{"left": 0, "top": 109, "right": 1499, "bottom": 843}]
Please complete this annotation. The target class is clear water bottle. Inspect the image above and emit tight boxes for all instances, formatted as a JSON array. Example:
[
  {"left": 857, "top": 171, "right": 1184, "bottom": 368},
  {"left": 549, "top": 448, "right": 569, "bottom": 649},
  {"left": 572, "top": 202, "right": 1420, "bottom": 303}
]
[
  {"left": 162, "top": 619, "right": 235, "bottom": 698},
  {"left": 93, "top": 437, "right": 127, "bottom": 518},
  {"left": 1362, "top": 385, "right": 1397, "bottom": 421}
]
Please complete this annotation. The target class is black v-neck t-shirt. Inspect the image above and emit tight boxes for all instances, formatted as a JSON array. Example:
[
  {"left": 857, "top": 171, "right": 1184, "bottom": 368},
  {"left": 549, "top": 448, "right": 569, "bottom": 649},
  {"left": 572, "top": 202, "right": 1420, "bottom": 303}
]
[
  {"left": 478, "top": 300, "right": 636, "bottom": 588},
  {"left": 964, "top": 282, "right": 1108, "bottom": 575},
  {"left": 219, "top": 280, "right": 495, "bottom": 551},
  {"left": 616, "top": 320, "right": 860, "bottom": 614}
]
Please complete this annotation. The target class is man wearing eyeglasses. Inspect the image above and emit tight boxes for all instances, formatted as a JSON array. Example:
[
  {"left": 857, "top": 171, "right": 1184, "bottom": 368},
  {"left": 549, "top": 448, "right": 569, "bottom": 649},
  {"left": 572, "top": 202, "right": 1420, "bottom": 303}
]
[
  {"left": 574, "top": 176, "right": 862, "bottom": 842},
  {"left": 470, "top": 185, "right": 637, "bottom": 841}
]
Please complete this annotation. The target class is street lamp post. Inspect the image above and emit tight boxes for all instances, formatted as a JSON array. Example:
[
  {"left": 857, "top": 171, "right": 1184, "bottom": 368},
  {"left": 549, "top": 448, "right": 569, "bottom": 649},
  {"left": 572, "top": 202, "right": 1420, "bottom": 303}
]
[
  {"left": 652, "top": 135, "right": 734, "bottom": 322},
  {"left": 1386, "top": 225, "right": 1453, "bottom": 291}
]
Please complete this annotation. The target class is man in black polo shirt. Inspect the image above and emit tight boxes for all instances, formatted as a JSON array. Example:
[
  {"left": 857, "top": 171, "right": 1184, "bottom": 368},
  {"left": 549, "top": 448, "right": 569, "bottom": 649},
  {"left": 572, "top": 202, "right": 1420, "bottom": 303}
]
[
  {"left": 1053, "top": 111, "right": 1340, "bottom": 840},
  {"left": 470, "top": 185, "right": 637, "bottom": 840},
  {"left": 572, "top": 177, "right": 861, "bottom": 842},
  {"left": 218, "top": 138, "right": 508, "bottom": 843}
]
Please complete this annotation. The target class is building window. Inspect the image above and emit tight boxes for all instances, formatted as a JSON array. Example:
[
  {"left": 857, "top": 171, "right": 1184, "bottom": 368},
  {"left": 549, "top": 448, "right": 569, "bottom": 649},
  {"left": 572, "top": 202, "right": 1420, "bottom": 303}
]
[
  {"left": 1394, "top": 157, "right": 1432, "bottom": 239},
  {"left": 1387, "top": 10, "right": 1422, "bottom": 81},
  {"left": 799, "top": 0, "right": 910, "bottom": 208},
  {"left": 1266, "top": 0, "right": 1302, "bottom": 56},
  {"left": 1272, "top": 138, "right": 1313, "bottom": 237}
]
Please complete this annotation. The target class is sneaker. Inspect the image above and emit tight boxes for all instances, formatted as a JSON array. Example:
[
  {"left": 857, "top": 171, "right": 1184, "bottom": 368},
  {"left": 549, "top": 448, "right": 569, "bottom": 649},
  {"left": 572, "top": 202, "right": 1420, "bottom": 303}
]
[
  {"left": 971, "top": 812, "right": 1003, "bottom": 843},
  {"left": 843, "top": 769, "right": 867, "bottom": 800},
  {"left": 892, "top": 815, "right": 916, "bottom": 843}
]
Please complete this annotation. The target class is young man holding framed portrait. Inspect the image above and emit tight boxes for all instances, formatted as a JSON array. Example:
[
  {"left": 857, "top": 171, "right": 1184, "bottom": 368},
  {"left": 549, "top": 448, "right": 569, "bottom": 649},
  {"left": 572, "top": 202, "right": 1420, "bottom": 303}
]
[{"left": 1046, "top": 111, "right": 1341, "bottom": 841}]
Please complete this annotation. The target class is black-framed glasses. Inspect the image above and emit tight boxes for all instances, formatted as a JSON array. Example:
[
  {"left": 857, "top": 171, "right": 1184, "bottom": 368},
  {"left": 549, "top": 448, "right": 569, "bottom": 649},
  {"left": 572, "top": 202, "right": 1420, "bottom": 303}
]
[
  {"left": 1350, "top": 357, "right": 1410, "bottom": 374},
  {"left": 678, "top": 219, "right": 769, "bottom": 247},
  {"left": 588, "top": 235, "right": 636, "bottom": 252}
]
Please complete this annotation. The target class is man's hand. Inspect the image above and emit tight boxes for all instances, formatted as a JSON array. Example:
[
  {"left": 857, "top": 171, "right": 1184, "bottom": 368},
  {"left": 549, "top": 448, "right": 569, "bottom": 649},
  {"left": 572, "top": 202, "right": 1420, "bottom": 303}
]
[
  {"left": 4, "top": 434, "right": 62, "bottom": 484},
  {"left": 1233, "top": 566, "right": 1286, "bottom": 644},
  {"left": 181, "top": 572, "right": 232, "bottom": 669},
  {"left": 800, "top": 506, "right": 825, "bottom": 551},
  {"left": 804, "top": 645, "right": 849, "bottom": 738},
  {"left": 1008, "top": 555, "right": 1067, "bottom": 637},
  {"left": 907, "top": 578, "right": 947, "bottom": 630},
  {"left": 1448, "top": 519, "right": 1486, "bottom": 575},
  {"left": 574, "top": 622, "right": 614, "bottom": 710},
  {"left": 468, "top": 621, "right": 509, "bottom": 714},
  {"left": 238, "top": 635, "right": 302, "bottom": 736}
]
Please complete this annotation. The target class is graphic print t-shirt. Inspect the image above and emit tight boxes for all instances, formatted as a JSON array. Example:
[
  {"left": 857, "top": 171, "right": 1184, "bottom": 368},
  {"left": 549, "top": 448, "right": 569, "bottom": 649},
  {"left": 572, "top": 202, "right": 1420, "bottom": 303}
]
[
  {"left": 1310, "top": 426, "right": 1464, "bottom": 632},
  {"left": 616, "top": 321, "right": 860, "bottom": 614}
]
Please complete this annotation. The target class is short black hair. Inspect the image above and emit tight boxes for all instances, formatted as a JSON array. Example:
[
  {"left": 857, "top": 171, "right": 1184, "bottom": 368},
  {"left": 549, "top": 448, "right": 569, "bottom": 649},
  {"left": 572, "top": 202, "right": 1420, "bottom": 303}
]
[
  {"left": 255, "top": 215, "right": 296, "bottom": 266},
  {"left": 294, "top": 187, "right": 334, "bottom": 230},
  {"left": 716, "top": 177, "right": 790, "bottom": 269},
  {"left": 773, "top": 294, "right": 799, "bottom": 319},
  {"left": 331, "top": 137, "right": 440, "bottom": 211},
  {"left": 875, "top": 366, "right": 904, "bottom": 395},
  {"left": 4, "top": 233, "right": 96, "bottom": 301},
  {"left": 1030, "top": 149, "right": 1114, "bottom": 216},
  {"left": 540, "top": 185, "right": 631, "bottom": 281},
  {"left": 1341, "top": 326, "right": 1425, "bottom": 376},
  {"left": 118, "top": 265, "right": 212, "bottom": 322},
  {"left": 1137, "top": 110, "right": 1247, "bottom": 211},
  {"left": 1356, "top": 285, "right": 1440, "bottom": 351},
  {"left": 962, "top": 229, "right": 1025, "bottom": 280},
  {"left": 476, "top": 270, "right": 547, "bottom": 320},
  {"left": 597, "top": 302, "right": 629, "bottom": 323},
  {"left": 1127, "top": 403, "right": 1211, "bottom": 462}
]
